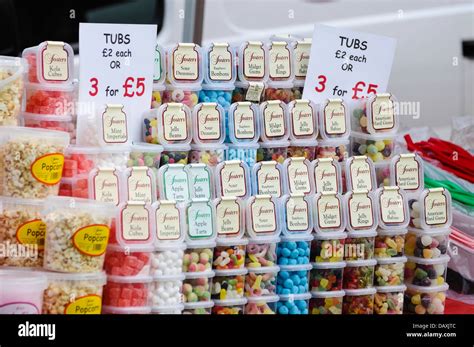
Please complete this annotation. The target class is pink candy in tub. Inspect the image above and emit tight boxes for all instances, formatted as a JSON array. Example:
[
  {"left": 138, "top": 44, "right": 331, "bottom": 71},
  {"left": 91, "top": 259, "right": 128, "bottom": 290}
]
[
  {"left": 252, "top": 161, "right": 284, "bottom": 197},
  {"left": 282, "top": 157, "right": 315, "bottom": 195},
  {"left": 311, "top": 158, "right": 343, "bottom": 194},
  {"left": 0, "top": 270, "right": 47, "bottom": 314}
]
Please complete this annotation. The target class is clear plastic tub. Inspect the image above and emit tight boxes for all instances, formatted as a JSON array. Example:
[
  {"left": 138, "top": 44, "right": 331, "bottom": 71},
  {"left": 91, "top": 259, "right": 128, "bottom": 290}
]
[
  {"left": 213, "top": 237, "right": 248, "bottom": 270},
  {"left": 259, "top": 100, "right": 289, "bottom": 142},
  {"left": 375, "top": 229, "right": 407, "bottom": 258},
  {"left": 167, "top": 43, "right": 203, "bottom": 88},
  {"left": 87, "top": 168, "right": 121, "bottom": 205},
  {"left": 277, "top": 292, "right": 311, "bottom": 314},
  {"left": 311, "top": 232, "right": 346, "bottom": 263},
  {"left": 151, "top": 84, "right": 165, "bottom": 109},
  {"left": 246, "top": 236, "right": 280, "bottom": 267},
  {"left": 232, "top": 81, "right": 266, "bottom": 103},
  {"left": 127, "top": 143, "right": 163, "bottom": 174},
  {"left": 374, "top": 285, "right": 406, "bottom": 314},
  {"left": 404, "top": 255, "right": 450, "bottom": 287},
  {"left": 374, "top": 186, "right": 409, "bottom": 230},
  {"left": 309, "top": 290, "right": 344, "bottom": 314},
  {"left": 374, "top": 160, "right": 391, "bottom": 188},
  {"left": 185, "top": 163, "right": 213, "bottom": 200},
  {"left": 212, "top": 298, "right": 247, "bottom": 314},
  {"left": 213, "top": 197, "right": 245, "bottom": 239},
  {"left": 403, "top": 283, "right": 449, "bottom": 314},
  {"left": 390, "top": 153, "right": 424, "bottom": 196},
  {"left": 351, "top": 93, "right": 399, "bottom": 134},
  {"left": 189, "top": 143, "right": 226, "bottom": 167},
  {"left": 313, "top": 192, "right": 345, "bottom": 233},
  {"left": 151, "top": 304, "right": 183, "bottom": 315},
  {"left": 245, "top": 266, "right": 279, "bottom": 297},
  {"left": 202, "top": 42, "right": 236, "bottom": 86},
  {"left": 59, "top": 175, "right": 90, "bottom": 198},
  {"left": 212, "top": 268, "right": 247, "bottom": 300},
  {"left": 43, "top": 271, "right": 107, "bottom": 314},
  {"left": 277, "top": 233, "right": 312, "bottom": 265},
  {"left": 23, "top": 114, "right": 76, "bottom": 140},
  {"left": 25, "top": 82, "right": 75, "bottom": 116},
  {"left": 226, "top": 143, "right": 258, "bottom": 168},
  {"left": 151, "top": 243, "right": 185, "bottom": 277},
  {"left": 374, "top": 256, "right": 407, "bottom": 286},
  {"left": 103, "top": 275, "right": 152, "bottom": 308},
  {"left": 182, "top": 270, "right": 214, "bottom": 302},
  {"left": 405, "top": 227, "right": 450, "bottom": 259},
  {"left": 343, "top": 259, "right": 377, "bottom": 289},
  {"left": 257, "top": 140, "right": 289, "bottom": 164},
  {"left": 155, "top": 103, "right": 192, "bottom": 145},
  {"left": 282, "top": 157, "right": 314, "bottom": 195},
  {"left": 237, "top": 41, "right": 268, "bottom": 84},
  {"left": 183, "top": 301, "right": 214, "bottom": 314},
  {"left": 281, "top": 194, "right": 313, "bottom": 235},
  {"left": 122, "top": 166, "right": 157, "bottom": 204},
  {"left": 245, "top": 196, "right": 281, "bottom": 239},
  {"left": 215, "top": 160, "right": 251, "bottom": 199},
  {"left": 0, "top": 127, "right": 70, "bottom": 198},
  {"left": 244, "top": 294, "right": 278, "bottom": 314},
  {"left": 252, "top": 160, "right": 283, "bottom": 197},
  {"left": 191, "top": 102, "right": 225, "bottom": 144},
  {"left": 315, "top": 138, "right": 349, "bottom": 163},
  {"left": 418, "top": 188, "right": 453, "bottom": 230},
  {"left": 287, "top": 141, "right": 317, "bottom": 161},
  {"left": 342, "top": 287, "right": 376, "bottom": 314},
  {"left": 183, "top": 241, "right": 215, "bottom": 272},
  {"left": 267, "top": 41, "right": 294, "bottom": 86},
  {"left": 318, "top": 98, "right": 350, "bottom": 140},
  {"left": 311, "top": 158, "right": 343, "bottom": 194},
  {"left": 0, "top": 270, "right": 47, "bottom": 314},
  {"left": 103, "top": 306, "right": 152, "bottom": 315},
  {"left": 310, "top": 261, "right": 345, "bottom": 292},
  {"left": 0, "top": 56, "right": 26, "bottom": 126},
  {"left": 160, "top": 143, "right": 191, "bottom": 166},
  {"left": 264, "top": 86, "right": 297, "bottom": 103},
  {"left": 149, "top": 274, "right": 184, "bottom": 307},
  {"left": 0, "top": 197, "right": 45, "bottom": 267},
  {"left": 104, "top": 244, "right": 153, "bottom": 277},
  {"left": 184, "top": 199, "right": 216, "bottom": 243},
  {"left": 42, "top": 196, "right": 115, "bottom": 273},
  {"left": 345, "top": 156, "right": 376, "bottom": 192},
  {"left": 227, "top": 101, "right": 260, "bottom": 144},
  {"left": 344, "top": 230, "right": 377, "bottom": 261},
  {"left": 276, "top": 263, "right": 312, "bottom": 295},
  {"left": 157, "top": 164, "right": 190, "bottom": 202},
  {"left": 343, "top": 190, "right": 378, "bottom": 232},
  {"left": 116, "top": 201, "right": 154, "bottom": 247},
  {"left": 350, "top": 131, "right": 396, "bottom": 162},
  {"left": 162, "top": 85, "right": 201, "bottom": 109}
]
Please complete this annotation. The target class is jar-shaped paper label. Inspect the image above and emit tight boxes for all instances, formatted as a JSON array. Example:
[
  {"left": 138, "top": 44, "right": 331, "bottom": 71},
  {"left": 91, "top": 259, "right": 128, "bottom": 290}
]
[
  {"left": 316, "top": 193, "right": 342, "bottom": 230},
  {"left": 127, "top": 167, "right": 154, "bottom": 203},
  {"left": 72, "top": 224, "right": 110, "bottom": 256},
  {"left": 243, "top": 41, "right": 266, "bottom": 79},
  {"left": 245, "top": 82, "right": 265, "bottom": 102},
  {"left": 30, "top": 153, "right": 64, "bottom": 185},
  {"left": 216, "top": 198, "right": 241, "bottom": 236},
  {"left": 155, "top": 202, "right": 181, "bottom": 241},
  {"left": 162, "top": 166, "right": 189, "bottom": 202},
  {"left": 197, "top": 103, "right": 222, "bottom": 141},
  {"left": 102, "top": 104, "right": 128, "bottom": 144},
  {"left": 208, "top": 43, "right": 233, "bottom": 82},
  {"left": 251, "top": 196, "right": 277, "bottom": 234},
  {"left": 423, "top": 189, "right": 448, "bottom": 226},
  {"left": 263, "top": 101, "right": 286, "bottom": 138},
  {"left": 395, "top": 154, "right": 420, "bottom": 191},
  {"left": 323, "top": 99, "right": 346, "bottom": 135},
  {"left": 285, "top": 195, "right": 309, "bottom": 232},
  {"left": 162, "top": 104, "right": 188, "bottom": 142},
  {"left": 314, "top": 159, "right": 339, "bottom": 193},
  {"left": 120, "top": 203, "right": 150, "bottom": 241},
  {"left": 233, "top": 102, "right": 256, "bottom": 140},
  {"left": 370, "top": 94, "right": 395, "bottom": 131},
  {"left": 348, "top": 191, "right": 374, "bottom": 229},
  {"left": 287, "top": 158, "right": 311, "bottom": 194},
  {"left": 256, "top": 162, "right": 282, "bottom": 197},
  {"left": 91, "top": 168, "right": 120, "bottom": 206},
  {"left": 269, "top": 42, "right": 291, "bottom": 80},
  {"left": 172, "top": 43, "right": 199, "bottom": 82},
  {"left": 349, "top": 157, "right": 373, "bottom": 191},
  {"left": 291, "top": 100, "right": 315, "bottom": 137},
  {"left": 218, "top": 161, "right": 247, "bottom": 197},
  {"left": 153, "top": 45, "right": 163, "bottom": 82},
  {"left": 187, "top": 165, "right": 212, "bottom": 200},
  {"left": 379, "top": 187, "right": 406, "bottom": 225},
  {"left": 187, "top": 201, "right": 214, "bottom": 239},
  {"left": 64, "top": 295, "right": 102, "bottom": 315},
  {"left": 293, "top": 40, "right": 311, "bottom": 79},
  {"left": 16, "top": 219, "right": 46, "bottom": 250},
  {"left": 41, "top": 41, "right": 70, "bottom": 82}
]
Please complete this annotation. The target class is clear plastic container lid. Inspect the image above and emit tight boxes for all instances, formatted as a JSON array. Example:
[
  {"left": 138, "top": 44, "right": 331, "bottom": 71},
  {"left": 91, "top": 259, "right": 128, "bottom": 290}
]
[
  {"left": 280, "top": 233, "right": 313, "bottom": 243},
  {"left": 282, "top": 157, "right": 314, "bottom": 195},
  {"left": 279, "top": 263, "right": 312, "bottom": 272},
  {"left": 185, "top": 239, "right": 217, "bottom": 250},
  {"left": 157, "top": 164, "right": 190, "bottom": 202},
  {"left": 287, "top": 99, "right": 318, "bottom": 142},
  {"left": 107, "top": 274, "right": 153, "bottom": 284},
  {"left": 406, "top": 254, "right": 450, "bottom": 266},
  {"left": 215, "top": 160, "right": 251, "bottom": 199},
  {"left": 311, "top": 290, "right": 345, "bottom": 298},
  {"left": 183, "top": 269, "right": 215, "bottom": 279},
  {"left": 259, "top": 100, "right": 289, "bottom": 142},
  {"left": 313, "top": 192, "right": 346, "bottom": 233},
  {"left": 214, "top": 268, "right": 248, "bottom": 277},
  {"left": 375, "top": 285, "right": 406, "bottom": 293},
  {"left": 151, "top": 304, "right": 184, "bottom": 313},
  {"left": 184, "top": 198, "right": 216, "bottom": 243},
  {"left": 228, "top": 102, "right": 260, "bottom": 144},
  {"left": 292, "top": 38, "right": 311, "bottom": 86},
  {"left": 246, "top": 265, "right": 280, "bottom": 274},
  {"left": 152, "top": 273, "right": 186, "bottom": 281},
  {"left": 167, "top": 43, "right": 203, "bottom": 88},
  {"left": 213, "top": 298, "right": 247, "bottom": 307},
  {"left": 191, "top": 102, "right": 226, "bottom": 144},
  {"left": 418, "top": 188, "right": 452, "bottom": 230},
  {"left": 153, "top": 43, "right": 166, "bottom": 86},
  {"left": 161, "top": 143, "right": 191, "bottom": 152},
  {"left": 246, "top": 294, "right": 279, "bottom": 303},
  {"left": 374, "top": 186, "right": 409, "bottom": 230},
  {"left": 122, "top": 166, "right": 157, "bottom": 204},
  {"left": 184, "top": 163, "right": 214, "bottom": 200},
  {"left": 258, "top": 140, "right": 290, "bottom": 149},
  {"left": 0, "top": 196, "right": 45, "bottom": 208},
  {"left": 216, "top": 236, "right": 249, "bottom": 247},
  {"left": 88, "top": 167, "right": 122, "bottom": 206},
  {"left": 0, "top": 270, "right": 47, "bottom": 290},
  {"left": 311, "top": 158, "right": 343, "bottom": 194},
  {"left": 267, "top": 41, "right": 294, "bottom": 87},
  {"left": 345, "top": 156, "right": 377, "bottom": 192},
  {"left": 405, "top": 283, "right": 449, "bottom": 293},
  {"left": 344, "top": 287, "right": 376, "bottom": 296},
  {"left": 245, "top": 195, "right": 281, "bottom": 239},
  {"left": 247, "top": 235, "right": 281, "bottom": 245},
  {"left": 130, "top": 142, "right": 164, "bottom": 155},
  {"left": 151, "top": 200, "right": 186, "bottom": 245},
  {"left": 281, "top": 194, "right": 313, "bottom": 235},
  {"left": 213, "top": 197, "right": 245, "bottom": 239},
  {"left": 183, "top": 301, "right": 215, "bottom": 309},
  {"left": 237, "top": 41, "right": 269, "bottom": 83},
  {"left": 279, "top": 292, "right": 312, "bottom": 301},
  {"left": 377, "top": 228, "right": 408, "bottom": 236},
  {"left": 116, "top": 201, "right": 154, "bottom": 247},
  {"left": 318, "top": 99, "right": 350, "bottom": 140},
  {"left": 202, "top": 42, "right": 237, "bottom": 87},
  {"left": 252, "top": 161, "right": 284, "bottom": 197},
  {"left": 103, "top": 306, "right": 152, "bottom": 314},
  {"left": 313, "top": 231, "right": 347, "bottom": 241},
  {"left": 351, "top": 130, "right": 397, "bottom": 141},
  {"left": 43, "top": 196, "right": 116, "bottom": 218},
  {"left": 66, "top": 144, "right": 130, "bottom": 155},
  {"left": 343, "top": 190, "right": 378, "bottom": 232},
  {"left": 0, "top": 126, "right": 70, "bottom": 146},
  {"left": 345, "top": 259, "right": 377, "bottom": 268},
  {"left": 406, "top": 226, "right": 451, "bottom": 237},
  {"left": 390, "top": 153, "right": 424, "bottom": 195},
  {"left": 346, "top": 229, "right": 377, "bottom": 239},
  {"left": 107, "top": 243, "right": 155, "bottom": 253},
  {"left": 317, "top": 137, "right": 350, "bottom": 148},
  {"left": 44, "top": 270, "right": 107, "bottom": 285},
  {"left": 376, "top": 256, "right": 407, "bottom": 265},
  {"left": 354, "top": 93, "right": 399, "bottom": 134},
  {"left": 311, "top": 261, "right": 346, "bottom": 270},
  {"left": 22, "top": 41, "right": 74, "bottom": 85},
  {"left": 156, "top": 103, "right": 192, "bottom": 145}
]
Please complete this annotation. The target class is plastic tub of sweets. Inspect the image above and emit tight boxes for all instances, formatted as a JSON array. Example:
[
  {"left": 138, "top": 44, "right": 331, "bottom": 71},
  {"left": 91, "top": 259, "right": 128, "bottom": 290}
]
[
  {"left": 276, "top": 263, "right": 312, "bottom": 295},
  {"left": 190, "top": 143, "right": 227, "bottom": 167},
  {"left": 212, "top": 268, "right": 247, "bottom": 300},
  {"left": 227, "top": 101, "right": 260, "bottom": 145},
  {"left": 315, "top": 138, "right": 349, "bottom": 162},
  {"left": 277, "top": 233, "right": 312, "bottom": 266},
  {"left": 264, "top": 85, "right": 296, "bottom": 103},
  {"left": 213, "top": 237, "right": 248, "bottom": 270},
  {"left": 277, "top": 292, "right": 311, "bottom": 314},
  {"left": 23, "top": 114, "right": 76, "bottom": 141},
  {"left": 374, "top": 160, "right": 391, "bottom": 188},
  {"left": 151, "top": 243, "right": 186, "bottom": 277},
  {"left": 311, "top": 232, "right": 347, "bottom": 263},
  {"left": 405, "top": 227, "right": 450, "bottom": 259},
  {"left": 310, "top": 261, "right": 346, "bottom": 292},
  {"left": 404, "top": 255, "right": 450, "bottom": 287},
  {"left": 318, "top": 98, "right": 350, "bottom": 140},
  {"left": 257, "top": 140, "right": 290, "bottom": 164},
  {"left": 351, "top": 93, "right": 399, "bottom": 134},
  {"left": 232, "top": 81, "right": 266, "bottom": 103},
  {"left": 127, "top": 142, "right": 163, "bottom": 173},
  {"left": 150, "top": 274, "right": 185, "bottom": 307},
  {"left": 246, "top": 236, "right": 280, "bottom": 268},
  {"left": 182, "top": 270, "right": 215, "bottom": 303},
  {"left": 403, "top": 283, "right": 449, "bottom": 314},
  {"left": 375, "top": 229, "right": 407, "bottom": 258},
  {"left": 245, "top": 265, "right": 279, "bottom": 297},
  {"left": 344, "top": 230, "right": 377, "bottom": 261},
  {"left": 0, "top": 56, "right": 26, "bottom": 126},
  {"left": 58, "top": 175, "right": 89, "bottom": 198},
  {"left": 226, "top": 143, "right": 259, "bottom": 168},
  {"left": 183, "top": 241, "right": 216, "bottom": 273},
  {"left": 244, "top": 294, "right": 278, "bottom": 314},
  {"left": 287, "top": 140, "right": 318, "bottom": 161},
  {"left": 309, "top": 290, "right": 344, "bottom": 315},
  {"left": 103, "top": 275, "right": 152, "bottom": 308},
  {"left": 374, "top": 256, "right": 407, "bottom": 286},
  {"left": 191, "top": 102, "right": 226, "bottom": 145},
  {"left": 103, "top": 306, "right": 152, "bottom": 315},
  {"left": 198, "top": 85, "right": 234, "bottom": 114},
  {"left": 25, "top": 82, "right": 75, "bottom": 116},
  {"left": 162, "top": 85, "right": 201, "bottom": 109},
  {"left": 104, "top": 243, "right": 153, "bottom": 277},
  {"left": 343, "top": 287, "right": 376, "bottom": 314},
  {"left": 343, "top": 259, "right": 377, "bottom": 289},
  {"left": 350, "top": 131, "right": 396, "bottom": 163},
  {"left": 151, "top": 84, "right": 165, "bottom": 109},
  {"left": 42, "top": 271, "right": 107, "bottom": 314},
  {"left": 0, "top": 270, "right": 47, "bottom": 314},
  {"left": 212, "top": 298, "right": 247, "bottom": 315},
  {"left": 183, "top": 301, "right": 214, "bottom": 315},
  {"left": 374, "top": 284, "right": 406, "bottom": 314}
]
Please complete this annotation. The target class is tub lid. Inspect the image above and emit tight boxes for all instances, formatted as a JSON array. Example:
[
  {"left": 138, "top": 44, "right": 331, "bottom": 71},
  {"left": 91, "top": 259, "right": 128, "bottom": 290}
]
[
  {"left": 44, "top": 270, "right": 107, "bottom": 285},
  {"left": 213, "top": 298, "right": 248, "bottom": 306},
  {"left": 246, "top": 294, "right": 280, "bottom": 303},
  {"left": 375, "top": 256, "right": 407, "bottom": 265},
  {"left": 151, "top": 304, "right": 184, "bottom": 312},
  {"left": 107, "top": 275, "right": 153, "bottom": 284},
  {"left": 311, "top": 290, "right": 345, "bottom": 298},
  {"left": 0, "top": 270, "right": 47, "bottom": 289},
  {"left": 152, "top": 273, "right": 186, "bottom": 281},
  {"left": 278, "top": 263, "right": 312, "bottom": 272},
  {"left": 405, "top": 283, "right": 449, "bottom": 293},
  {"left": 313, "top": 231, "right": 347, "bottom": 240},
  {"left": 278, "top": 292, "right": 312, "bottom": 301},
  {"left": 214, "top": 268, "right": 248, "bottom": 277},
  {"left": 345, "top": 259, "right": 377, "bottom": 267},
  {"left": 183, "top": 301, "right": 214, "bottom": 309},
  {"left": 102, "top": 306, "right": 152, "bottom": 314},
  {"left": 183, "top": 270, "right": 215, "bottom": 279},
  {"left": 343, "top": 287, "right": 376, "bottom": 296},
  {"left": 246, "top": 265, "right": 280, "bottom": 274},
  {"left": 311, "top": 261, "right": 346, "bottom": 269},
  {"left": 406, "top": 254, "right": 450, "bottom": 265},
  {"left": 375, "top": 285, "right": 407, "bottom": 293},
  {"left": 407, "top": 227, "right": 452, "bottom": 237}
]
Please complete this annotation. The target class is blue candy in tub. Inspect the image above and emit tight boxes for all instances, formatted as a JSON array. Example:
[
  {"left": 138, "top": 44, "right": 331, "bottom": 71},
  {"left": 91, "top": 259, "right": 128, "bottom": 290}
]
[
  {"left": 277, "top": 293, "right": 311, "bottom": 315},
  {"left": 276, "top": 264, "right": 312, "bottom": 295}
]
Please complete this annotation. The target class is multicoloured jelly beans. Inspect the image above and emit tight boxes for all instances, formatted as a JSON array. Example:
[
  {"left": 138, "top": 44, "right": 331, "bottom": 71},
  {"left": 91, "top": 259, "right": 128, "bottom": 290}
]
[
  {"left": 213, "top": 244, "right": 246, "bottom": 270},
  {"left": 351, "top": 133, "right": 395, "bottom": 162},
  {"left": 212, "top": 270, "right": 246, "bottom": 300}
]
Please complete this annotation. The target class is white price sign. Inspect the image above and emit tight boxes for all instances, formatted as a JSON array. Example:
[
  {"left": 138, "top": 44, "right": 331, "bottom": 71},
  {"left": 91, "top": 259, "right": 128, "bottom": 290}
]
[
  {"left": 303, "top": 24, "right": 396, "bottom": 103},
  {"left": 77, "top": 23, "right": 156, "bottom": 144}
]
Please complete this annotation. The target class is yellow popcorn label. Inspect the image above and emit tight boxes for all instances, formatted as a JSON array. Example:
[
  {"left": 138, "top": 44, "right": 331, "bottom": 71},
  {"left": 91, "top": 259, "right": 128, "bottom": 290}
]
[
  {"left": 16, "top": 219, "right": 46, "bottom": 250},
  {"left": 72, "top": 224, "right": 109, "bottom": 256},
  {"left": 64, "top": 295, "right": 102, "bottom": 315},
  {"left": 30, "top": 153, "right": 64, "bottom": 185}
]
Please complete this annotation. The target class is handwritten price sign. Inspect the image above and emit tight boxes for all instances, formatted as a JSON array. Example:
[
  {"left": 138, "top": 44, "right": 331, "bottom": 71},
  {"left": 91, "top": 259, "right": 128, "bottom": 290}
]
[{"left": 303, "top": 24, "right": 396, "bottom": 103}]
